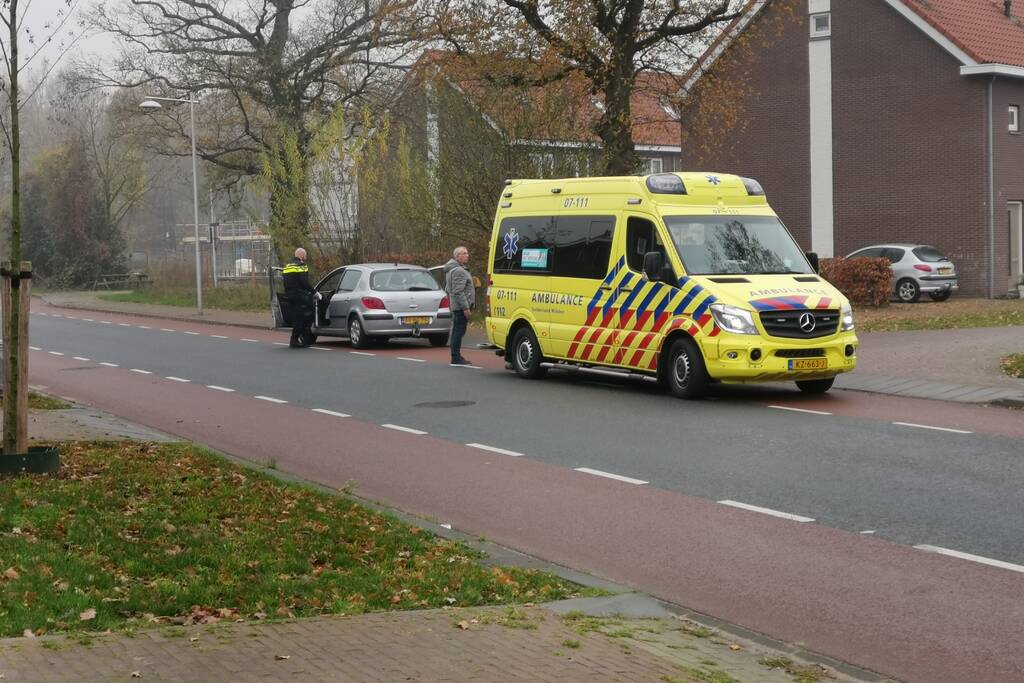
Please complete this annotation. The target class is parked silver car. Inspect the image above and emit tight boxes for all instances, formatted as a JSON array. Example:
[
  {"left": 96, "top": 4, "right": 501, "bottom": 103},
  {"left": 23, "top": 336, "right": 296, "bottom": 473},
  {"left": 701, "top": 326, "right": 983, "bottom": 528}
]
[
  {"left": 845, "top": 244, "right": 958, "bottom": 303},
  {"left": 272, "top": 263, "right": 451, "bottom": 347}
]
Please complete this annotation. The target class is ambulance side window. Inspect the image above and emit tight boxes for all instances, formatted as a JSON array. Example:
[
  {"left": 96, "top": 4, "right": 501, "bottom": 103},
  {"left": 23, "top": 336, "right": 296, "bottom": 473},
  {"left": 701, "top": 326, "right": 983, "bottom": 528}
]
[
  {"left": 493, "top": 216, "right": 555, "bottom": 273},
  {"left": 625, "top": 217, "right": 667, "bottom": 273},
  {"left": 552, "top": 215, "right": 615, "bottom": 279}
]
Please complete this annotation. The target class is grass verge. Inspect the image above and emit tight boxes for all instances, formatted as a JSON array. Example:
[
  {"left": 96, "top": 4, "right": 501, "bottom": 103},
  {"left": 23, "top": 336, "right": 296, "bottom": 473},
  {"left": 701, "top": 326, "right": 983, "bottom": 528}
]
[
  {"left": 28, "top": 393, "right": 70, "bottom": 410},
  {"left": 100, "top": 285, "right": 266, "bottom": 313},
  {"left": 0, "top": 441, "right": 584, "bottom": 637},
  {"left": 1001, "top": 353, "right": 1024, "bottom": 379},
  {"left": 855, "top": 298, "right": 1024, "bottom": 332}
]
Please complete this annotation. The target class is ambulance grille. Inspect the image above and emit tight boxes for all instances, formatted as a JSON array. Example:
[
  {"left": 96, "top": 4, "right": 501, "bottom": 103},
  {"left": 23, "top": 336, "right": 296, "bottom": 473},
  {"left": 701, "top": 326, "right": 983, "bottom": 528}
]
[
  {"left": 759, "top": 310, "right": 839, "bottom": 339},
  {"left": 775, "top": 348, "right": 826, "bottom": 358}
]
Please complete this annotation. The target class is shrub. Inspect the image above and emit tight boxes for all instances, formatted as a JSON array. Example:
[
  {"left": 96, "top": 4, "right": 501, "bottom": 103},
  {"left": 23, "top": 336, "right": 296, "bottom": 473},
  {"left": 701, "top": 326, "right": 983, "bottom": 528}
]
[{"left": 820, "top": 257, "right": 892, "bottom": 308}]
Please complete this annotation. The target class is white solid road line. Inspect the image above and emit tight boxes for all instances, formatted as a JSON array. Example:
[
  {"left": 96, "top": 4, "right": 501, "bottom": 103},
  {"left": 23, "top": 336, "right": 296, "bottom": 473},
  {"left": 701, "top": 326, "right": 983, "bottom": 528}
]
[
  {"left": 312, "top": 408, "right": 350, "bottom": 418},
  {"left": 165, "top": 376, "right": 190, "bottom": 383},
  {"left": 718, "top": 500, "right": 815, "bottom": 523},
  {"left": 99, "top": 362, "right": 119, "bottom": 367},
  {"left": 255, "top": 395, "right": 288, "bottom": 404},
  {"left": 893, "top": 422, "right": 973, "bottom": 435},
  {"left": 130, "top": 369, "right": 153, "bottom": 375},
  {"left": 397, "top": 357, "right": 426, "bottom": 362},
  {"left": 73, "top": 357, "right": 90, "bottom": 361},
  {"left": 467, "top": 443, "right": 524, "bottom": 457},
  {"left": 574, "top": 467, "right": 648, "bottom": 485},
  {"left": 914, "top": 544, "right": 1024, "bottom": 574},
  {"left": 381, "top": 423, "right": 428, "bottom": 435},
  {"left": 350, "top": 350, "right": 375, "bottom": 356},
  {"left": 768, "top": 405, "right": 832, "bottom": 416},
  {"left": 48, "top": 351, "right": 64, "bottom": 356},
  {"left": 207, "top": 385, "right": 235, "bottom": 392}
]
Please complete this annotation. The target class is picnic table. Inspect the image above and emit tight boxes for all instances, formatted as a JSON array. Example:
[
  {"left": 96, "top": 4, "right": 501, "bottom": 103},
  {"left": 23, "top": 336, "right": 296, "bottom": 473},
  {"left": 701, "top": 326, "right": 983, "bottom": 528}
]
[{"left": 92, "top": 272, "right": 150, "bottom": 290}]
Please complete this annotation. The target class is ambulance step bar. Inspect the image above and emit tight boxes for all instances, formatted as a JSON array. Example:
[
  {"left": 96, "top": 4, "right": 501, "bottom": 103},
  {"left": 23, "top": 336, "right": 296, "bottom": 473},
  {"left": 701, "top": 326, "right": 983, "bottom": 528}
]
[{"left": 537, "top": 361, "right": 660, "bottom": 383}]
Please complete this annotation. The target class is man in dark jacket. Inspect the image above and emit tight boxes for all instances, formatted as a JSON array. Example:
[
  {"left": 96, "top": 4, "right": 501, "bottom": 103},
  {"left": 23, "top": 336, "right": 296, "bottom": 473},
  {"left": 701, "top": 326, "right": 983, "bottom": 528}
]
[
  {"left": 282, "top": 247, "right": 316, "bottom": 347},
  {"left": 444, "top": 246, "right": 475, "bottom": 365}
]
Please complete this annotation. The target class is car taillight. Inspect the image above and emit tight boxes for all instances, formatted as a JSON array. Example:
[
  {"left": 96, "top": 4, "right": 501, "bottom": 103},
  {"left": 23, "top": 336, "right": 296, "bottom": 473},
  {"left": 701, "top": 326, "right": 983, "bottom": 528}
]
[
  {"left": 913, "top": 264, "right": 933, "bottom": 272},
  {"left": 361, "top": 296, "right": 386, "bottom": 309},
  {"left": 439, "top": 296, "right": 449, "bottom": 309}
]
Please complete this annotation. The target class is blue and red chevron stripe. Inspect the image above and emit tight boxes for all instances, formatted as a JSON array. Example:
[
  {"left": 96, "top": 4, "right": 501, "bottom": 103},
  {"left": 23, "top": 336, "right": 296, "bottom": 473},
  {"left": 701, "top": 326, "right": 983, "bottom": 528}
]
[{"left": 749, "top": 295, "right": 833, "bottom": 311}]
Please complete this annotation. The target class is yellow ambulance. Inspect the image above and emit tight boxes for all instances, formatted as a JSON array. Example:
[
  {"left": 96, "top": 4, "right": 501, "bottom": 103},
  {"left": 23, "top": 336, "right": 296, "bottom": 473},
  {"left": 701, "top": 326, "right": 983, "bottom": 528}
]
[{"left": 484, "top": 172, "right": 857, "bottom": 399}]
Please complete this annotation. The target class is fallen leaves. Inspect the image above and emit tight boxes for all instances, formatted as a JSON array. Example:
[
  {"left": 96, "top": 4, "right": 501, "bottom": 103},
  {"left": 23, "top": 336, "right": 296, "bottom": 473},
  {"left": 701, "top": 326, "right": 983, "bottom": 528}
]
[
  {"left": 2, "top": 567, "right": 20, "bottom": 581},
  {"left": 274, "top": 654, "right": 290, "bottom": 661},
  {"left": 79, "top": 608, "right": 97, "bottom": 622}
]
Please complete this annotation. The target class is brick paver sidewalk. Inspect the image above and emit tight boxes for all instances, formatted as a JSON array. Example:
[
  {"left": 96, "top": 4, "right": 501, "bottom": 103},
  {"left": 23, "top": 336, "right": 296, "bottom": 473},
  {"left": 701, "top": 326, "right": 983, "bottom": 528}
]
[{"left": 0, "top": 606, "right": 838, "bottom": 682}]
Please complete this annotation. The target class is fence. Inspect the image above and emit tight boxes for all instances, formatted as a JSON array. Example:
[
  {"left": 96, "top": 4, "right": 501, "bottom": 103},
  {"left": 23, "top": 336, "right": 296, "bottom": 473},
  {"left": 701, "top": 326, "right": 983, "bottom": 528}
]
[{"left": 176, "top": 219, "right": 275, "bottom": 283}]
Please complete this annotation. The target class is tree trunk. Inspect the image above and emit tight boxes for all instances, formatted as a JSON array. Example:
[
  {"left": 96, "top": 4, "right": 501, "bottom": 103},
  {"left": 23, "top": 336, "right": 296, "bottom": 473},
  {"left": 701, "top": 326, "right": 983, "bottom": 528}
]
[
  {"left": 594, "top": 59, "right": 638, "bottom": 176},
  {"left": 3, "top": 0, "right": 29, "bottom": 456}
]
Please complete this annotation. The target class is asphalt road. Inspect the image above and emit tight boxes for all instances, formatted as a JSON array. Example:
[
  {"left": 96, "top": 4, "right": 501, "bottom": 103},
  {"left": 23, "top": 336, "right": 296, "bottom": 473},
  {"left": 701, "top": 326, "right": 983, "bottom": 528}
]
[{"left": 24, "top": 304, "right": 1024, "bottom": 682}]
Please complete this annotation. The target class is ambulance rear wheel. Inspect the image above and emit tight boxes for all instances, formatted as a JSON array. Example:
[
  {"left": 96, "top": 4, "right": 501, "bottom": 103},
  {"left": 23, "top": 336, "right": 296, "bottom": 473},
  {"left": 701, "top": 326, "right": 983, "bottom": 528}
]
[
  {"left": 665, "top": 337, "right": 708, "bottom": 400},
  {"left": 511, "top": 327, "right": 547, "bottom": 379},
  {"left": 795, "top": 377, "right": 834, "bottom": 394}
]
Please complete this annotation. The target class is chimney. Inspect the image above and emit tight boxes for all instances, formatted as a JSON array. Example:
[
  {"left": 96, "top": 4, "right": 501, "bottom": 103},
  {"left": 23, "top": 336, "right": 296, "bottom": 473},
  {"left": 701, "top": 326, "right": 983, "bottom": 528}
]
[{"left": 1007, "top": 0, "right": 1013, "bottom": 17}]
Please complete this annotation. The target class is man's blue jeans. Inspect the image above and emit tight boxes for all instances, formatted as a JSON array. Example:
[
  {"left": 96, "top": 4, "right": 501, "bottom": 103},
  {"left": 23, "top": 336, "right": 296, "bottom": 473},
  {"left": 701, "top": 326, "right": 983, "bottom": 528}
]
[{"left": 451, "top": 309, "right": 468, "bottom": 360}]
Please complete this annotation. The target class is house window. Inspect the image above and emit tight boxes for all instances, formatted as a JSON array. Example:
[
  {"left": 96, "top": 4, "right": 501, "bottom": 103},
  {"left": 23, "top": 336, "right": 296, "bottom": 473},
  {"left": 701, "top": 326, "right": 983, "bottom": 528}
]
[
  {"left": 809, "top": 12, "right": 830, "bottom": 38},
  {"left": 645, "top": 157, "right": 664, "bottom": 175},
  {"left": 1010, "top": 105, "right": 1020, "bottom": 133}
]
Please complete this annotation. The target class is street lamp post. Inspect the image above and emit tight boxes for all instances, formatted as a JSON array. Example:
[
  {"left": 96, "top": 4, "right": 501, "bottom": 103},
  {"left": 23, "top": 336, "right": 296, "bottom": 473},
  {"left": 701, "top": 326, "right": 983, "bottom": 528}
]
[{"left": 140, "top": 95, "right": 203, "bottom": 314}]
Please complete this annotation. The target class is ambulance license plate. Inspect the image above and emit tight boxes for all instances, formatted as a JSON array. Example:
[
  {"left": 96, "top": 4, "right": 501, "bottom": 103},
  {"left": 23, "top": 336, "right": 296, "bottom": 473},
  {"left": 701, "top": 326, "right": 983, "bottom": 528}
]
[
  {"left": 789, "top": 358, "right": 828, "bottom": 370},
  {"left": 402, "top": 316, "right": 430, "bottom": 325}
]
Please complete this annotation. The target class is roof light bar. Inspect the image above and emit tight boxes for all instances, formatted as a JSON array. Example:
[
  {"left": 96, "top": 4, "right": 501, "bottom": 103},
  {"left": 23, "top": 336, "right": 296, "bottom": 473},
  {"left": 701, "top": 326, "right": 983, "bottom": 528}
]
[
  {"left": 646, "top": 173, "right": 687, "bottom": 195},
  {"left": 741, "top": 177, "right": 766, "bottom": 196}
]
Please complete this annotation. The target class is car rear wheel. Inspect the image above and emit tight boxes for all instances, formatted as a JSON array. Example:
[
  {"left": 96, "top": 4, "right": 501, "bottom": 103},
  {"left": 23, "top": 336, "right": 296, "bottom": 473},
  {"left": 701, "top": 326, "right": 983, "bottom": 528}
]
[
  {"left": 665, "top": 337, "right": 709, "bottom": 400},
  {"left": 896, "top": 278, "right": 920, "bottom": 303},
  {"left": 928, "top": 290, "right": 952, "bottom": 302},
  {"left": 796, "top": 377, "right": 835, "bottom": 394},
  {"left": 348, "top": 316, "right": 371, "bottom": 349},
  {"left": 428, "top": 334, "right": 449, "bottom": 347},
  {"left": 511, "top": 327, "right": 546, "bottom": 379}
]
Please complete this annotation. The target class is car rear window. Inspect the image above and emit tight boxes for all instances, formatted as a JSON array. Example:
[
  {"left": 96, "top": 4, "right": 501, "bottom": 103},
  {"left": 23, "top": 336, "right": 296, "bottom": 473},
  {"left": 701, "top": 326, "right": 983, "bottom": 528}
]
[
  {"left": 912, "top": 246, "right": 947, "bottom": 262},
  {"left": 370, "top": 269, "right": 439, "bottom": 292}
]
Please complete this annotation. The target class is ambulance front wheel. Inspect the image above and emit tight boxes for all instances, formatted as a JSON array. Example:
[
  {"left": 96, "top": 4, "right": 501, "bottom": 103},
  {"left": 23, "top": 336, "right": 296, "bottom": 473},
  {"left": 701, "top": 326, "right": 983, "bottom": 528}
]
[
  {"left": 665, "top": 337, "right": 709, "bottom": 400},
  {"left": 511, "top": 327, "right": 547, "bottom": 379}
]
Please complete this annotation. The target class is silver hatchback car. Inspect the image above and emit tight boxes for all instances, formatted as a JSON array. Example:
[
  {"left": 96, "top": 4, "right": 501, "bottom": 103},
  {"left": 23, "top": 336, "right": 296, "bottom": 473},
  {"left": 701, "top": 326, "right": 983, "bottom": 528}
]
[
  {"left": 272, "top": 263, "right": 451, "bottom": 347},
  {"left": 846, "top": 243, "right": 958, "bottom": 303}
]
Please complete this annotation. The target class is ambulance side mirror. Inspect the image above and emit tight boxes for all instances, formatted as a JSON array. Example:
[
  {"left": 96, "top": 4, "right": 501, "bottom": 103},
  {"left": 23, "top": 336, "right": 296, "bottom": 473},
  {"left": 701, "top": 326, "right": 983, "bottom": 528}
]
[
  {"left": 643, "top": 251, "right": 665, "bottom": 282},
  {"left": 805, "top": 251, "right": 820, "bottom": 274}
]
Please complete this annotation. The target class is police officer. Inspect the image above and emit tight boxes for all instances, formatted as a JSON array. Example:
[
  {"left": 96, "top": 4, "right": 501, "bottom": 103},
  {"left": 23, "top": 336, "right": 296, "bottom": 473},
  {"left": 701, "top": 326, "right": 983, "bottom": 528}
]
[{"left": 282, "top": 247, "right": 316, "bottom": 347}]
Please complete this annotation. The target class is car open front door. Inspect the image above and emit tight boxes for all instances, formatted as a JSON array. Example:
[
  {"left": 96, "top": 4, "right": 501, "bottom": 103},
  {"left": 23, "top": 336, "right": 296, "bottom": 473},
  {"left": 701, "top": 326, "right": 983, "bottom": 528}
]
[{"left": 269, "top": 266, "right": 293, "bottom": 328}]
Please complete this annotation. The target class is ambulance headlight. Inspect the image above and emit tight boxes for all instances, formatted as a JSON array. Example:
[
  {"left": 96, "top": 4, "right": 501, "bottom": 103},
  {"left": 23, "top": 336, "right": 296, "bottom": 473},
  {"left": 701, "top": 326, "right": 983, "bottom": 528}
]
[
  {"left": 710, "top": 303, "right": 757, "bottom": 335},
  {"left": 841, "top": 303, "right": 854, "bottom": 331}
]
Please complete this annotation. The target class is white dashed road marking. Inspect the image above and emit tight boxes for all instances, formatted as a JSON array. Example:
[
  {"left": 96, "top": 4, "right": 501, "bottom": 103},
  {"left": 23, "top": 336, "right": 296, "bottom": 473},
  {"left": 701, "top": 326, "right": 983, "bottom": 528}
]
[
  {"left": 768, "top": 405, "right": 832, "bottom": 416},
  {"left": 255, "top": 395, "right": 288, "bottom": 404},
  {"left": 139, "top": 325, "right": 152, "bottom": 329},
  {"left": 467, "top": 443, "right": 524, "bottom": 457},
  {"left": 130, "top": 369, "right": 152, "bottom": 375},
  {"left": 48, "top": 351, "right": 64, "bottom": 356},
  {"left": 718, "top": 500, "right": 815, "bottom": 523},
  {"left": 381, "top": 424, "right": 428, "bottom": 435},
  {"left": 166, "top": 377, "right": 190, "bottom": 383},
  {"left": 574, "top": 467, "right": 648, "bottom": 485},
  {"left": 312, "top": 408, "right": 351, "bottom": 418},
  {"left": 349, "top": 351, "right": 375, "bottom": 356},
  {"left": 99, "top": 362, "right": 119, "bottom": 367},
  {"left": 184, "top": 331, "right": 200, "bottom": 335},
  {"left": 73, "top": 357, "right": 90, "bottom": 361},
  {"left": 207, "top": 385, "right": 235, "bottom": 392},
  {"left": 893, "top": 422, "right": 972, "bottom": 435},
  {"left": 210, "top": 334, "right": 228, "bottom": 339},
  {"left": 161, "top": 328, "right": 176, "bottom": 332},
  {"left": 118, "top": 323, "right": 131, "bottom": 327},
  {"left": 273, "top": 342, "right": 290, "bottom": 346},
  {"left": 241, "top": 338, "right": 259, "bottom": 343},
  {"left": 397, "top": 357, "right": 425, "bottom": 362},
  {"left": 29, "top": 346, "right": 41, "bottom": 351},
  {"left": 914, "top": 545, "right": 1024, "bottom": 574},
  {"left": 309, "top": 346, "right": 331, "bottom": 351},
  {"left": 82, "top": 318, "right": 94, "bottom": 322},
  {"left": 100, "top": 321, "right": 112, "bottom": 324}
]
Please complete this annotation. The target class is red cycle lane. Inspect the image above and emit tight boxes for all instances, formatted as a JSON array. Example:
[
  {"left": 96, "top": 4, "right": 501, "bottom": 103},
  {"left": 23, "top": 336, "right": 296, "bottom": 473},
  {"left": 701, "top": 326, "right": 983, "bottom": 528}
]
[{"left": 28, "top": 351, "right": 1024, "bottom": 682}]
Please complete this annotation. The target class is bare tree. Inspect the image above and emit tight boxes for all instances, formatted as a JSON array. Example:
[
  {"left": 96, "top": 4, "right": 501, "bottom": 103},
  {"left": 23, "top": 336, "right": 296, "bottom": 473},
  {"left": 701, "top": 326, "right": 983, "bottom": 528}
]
[
  {"left": 0, "top": 0, "right": 78, "bottom": 455},
  {"left": 438, "top": 0, "right": 755, "bottom": 175},
  {"left": 90, "top": 0, "right": 431, "bottom": 258}
]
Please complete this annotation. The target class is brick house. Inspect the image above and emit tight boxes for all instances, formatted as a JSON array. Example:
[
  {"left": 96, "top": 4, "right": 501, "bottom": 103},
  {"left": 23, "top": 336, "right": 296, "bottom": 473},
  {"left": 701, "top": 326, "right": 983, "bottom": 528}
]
[
  {"left": 680, "top": 0, "right": 1024, "bottom": 297},
  {"left": 357, "top": 52, "right": 682, "bottom": 254}
]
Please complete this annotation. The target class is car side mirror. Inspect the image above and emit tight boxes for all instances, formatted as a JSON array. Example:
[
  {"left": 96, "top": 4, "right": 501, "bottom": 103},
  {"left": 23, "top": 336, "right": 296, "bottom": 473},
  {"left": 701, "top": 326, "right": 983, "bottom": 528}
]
[
  {"left": 643, "top": 251, "right": 665, "bottom": 281},
  {"left": 805, "top": 251, "right": 820, "bottom": 274}
]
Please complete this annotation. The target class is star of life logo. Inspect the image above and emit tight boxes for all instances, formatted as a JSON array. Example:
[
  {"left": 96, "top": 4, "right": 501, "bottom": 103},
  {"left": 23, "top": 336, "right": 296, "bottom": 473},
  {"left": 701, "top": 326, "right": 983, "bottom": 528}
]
[
  {"left": 706, "top": 175, "right": 721, "bottom": 185},
  {"left": 502, "top": 228, "right": 520, "bottom": 260}
]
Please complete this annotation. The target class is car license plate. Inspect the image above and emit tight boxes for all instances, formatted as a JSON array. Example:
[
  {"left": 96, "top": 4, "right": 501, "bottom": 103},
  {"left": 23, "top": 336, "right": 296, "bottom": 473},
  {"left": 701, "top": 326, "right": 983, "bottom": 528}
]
[
  {"left": 789, "top": 358, "right": 828, "bottom": 370},
  {"left": 938, "top": 267, "right": 952, "bottom": 274},
  {"left": 402, "top": 316, "right": 430, "bottom": 325}
]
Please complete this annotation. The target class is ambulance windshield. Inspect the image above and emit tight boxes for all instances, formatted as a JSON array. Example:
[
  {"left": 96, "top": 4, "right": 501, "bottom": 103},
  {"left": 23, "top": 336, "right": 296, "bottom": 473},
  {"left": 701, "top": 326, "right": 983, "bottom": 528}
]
[{"left": 662, "top": 215, "right": 813, "bottom": 276}]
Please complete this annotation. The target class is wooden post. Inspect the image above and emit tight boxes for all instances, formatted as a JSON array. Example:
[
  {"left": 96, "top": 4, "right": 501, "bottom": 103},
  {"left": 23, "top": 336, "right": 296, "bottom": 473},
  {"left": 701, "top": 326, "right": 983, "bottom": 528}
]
[{"left": 2, "top": 261, "right": 31, "bottom": 454}]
